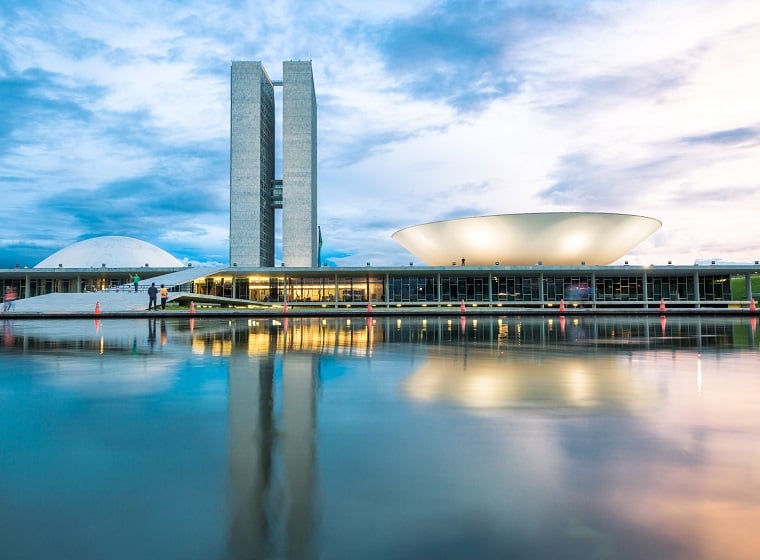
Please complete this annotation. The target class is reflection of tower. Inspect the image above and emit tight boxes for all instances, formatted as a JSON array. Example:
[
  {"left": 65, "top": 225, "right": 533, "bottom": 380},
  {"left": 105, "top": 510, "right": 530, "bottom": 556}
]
[
  {"left": 281, "top": 353, "right": 319, "bottom": 557},
  {"left": 228, "top": 353, "right": 274, "bottom": 557},
  {"left": 227, "top": 346, "right": 319, "bottom": 558},
  {"left": 230, "top": 60, "right": 318, "bottom": 267}
]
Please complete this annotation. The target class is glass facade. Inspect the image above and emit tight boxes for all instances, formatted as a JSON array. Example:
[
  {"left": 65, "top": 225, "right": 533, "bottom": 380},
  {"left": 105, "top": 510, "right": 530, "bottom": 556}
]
[
  {"left": 595, "top": 276, "right": 643, "bottom": 302},
  {"left": 699, "top": 275, "right": 730, "bottom": 301},
  {"left": 1, "top": 266, "right": 751, "bottom": 309},
  {"left": 389, "top": 276, "right": 436, "bottom": 302},
  {"left": 195, "top": 270, "right": 740, "bottom": 308},
  {"left": 440, "top": 275, "right": 490, "bottom": 302},
  {"left": 492, "top": 275, "right": 540, "bottom": 302}
]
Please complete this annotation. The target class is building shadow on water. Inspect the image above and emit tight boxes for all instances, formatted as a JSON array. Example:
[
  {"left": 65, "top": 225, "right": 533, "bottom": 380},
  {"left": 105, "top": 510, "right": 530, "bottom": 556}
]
[{"left": 227, "top": 339, "right": 319, "bottom": 559}]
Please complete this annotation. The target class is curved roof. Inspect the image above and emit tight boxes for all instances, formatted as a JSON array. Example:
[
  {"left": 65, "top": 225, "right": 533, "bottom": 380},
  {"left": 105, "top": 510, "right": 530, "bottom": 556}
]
[
  {"left": 35, "top": 236, "right": 184, "bottom": 269},
  {"left": 391, "top": 212, "right": 661, "bottom": 266}
]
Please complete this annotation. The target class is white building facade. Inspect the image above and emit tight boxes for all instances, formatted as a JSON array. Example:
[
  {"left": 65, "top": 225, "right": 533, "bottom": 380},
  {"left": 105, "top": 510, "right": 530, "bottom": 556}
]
[{"left": 230, "top": 60, "right": 318, "bottom": 268}]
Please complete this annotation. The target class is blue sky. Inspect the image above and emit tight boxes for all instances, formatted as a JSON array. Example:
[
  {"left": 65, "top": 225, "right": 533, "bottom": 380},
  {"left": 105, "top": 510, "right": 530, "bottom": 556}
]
[{"left": 1, "top": 0, "right": 759, "bottom": 268}]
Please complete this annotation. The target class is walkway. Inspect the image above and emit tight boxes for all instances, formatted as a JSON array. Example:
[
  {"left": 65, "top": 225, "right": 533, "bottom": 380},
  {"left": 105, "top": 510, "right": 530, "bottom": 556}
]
[{"left": 6, "top": 266, "right": 237, "bottom": 313}]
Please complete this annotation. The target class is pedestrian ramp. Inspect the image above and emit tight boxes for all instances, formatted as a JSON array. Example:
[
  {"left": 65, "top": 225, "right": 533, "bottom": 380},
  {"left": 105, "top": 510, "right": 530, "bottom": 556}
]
[
  {"left": 8, "top": 291, "right": 156, "bottom": 313},
  {"left": 5, "top": 267, "right": 266, "bottom": 313},
  {"left": 7, "top": 289, "right": 268, "bottom": 314}
]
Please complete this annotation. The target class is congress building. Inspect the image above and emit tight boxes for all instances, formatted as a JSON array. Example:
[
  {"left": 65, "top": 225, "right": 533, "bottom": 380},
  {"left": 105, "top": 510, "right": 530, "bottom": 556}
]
[{"left": 230, "top": 60, "right": 318, "bottom": 268}]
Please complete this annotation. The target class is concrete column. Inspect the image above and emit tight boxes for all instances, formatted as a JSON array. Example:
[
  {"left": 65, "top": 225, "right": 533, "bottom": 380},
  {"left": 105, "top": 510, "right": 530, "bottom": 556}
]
[
  {"left": 642, "top": 270, "right": 649, "bottom": 308},
  {"left": 539, "top": 273, "right": 545, "bottom": 307},
  {"left": 746, "top": 273, "right": 753, "bottom": 302}
]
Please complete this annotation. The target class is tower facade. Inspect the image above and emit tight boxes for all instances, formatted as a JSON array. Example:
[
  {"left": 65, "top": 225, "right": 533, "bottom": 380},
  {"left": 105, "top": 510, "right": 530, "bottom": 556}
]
[
  {"left": 282, "top": 61, "right": 318, "bottom": 268},
  {"left": 229, "top": 60, "right": 317, "bottom": 268},
  {"left": 230, "top": 61, "right": 275, "bottom": 267}
]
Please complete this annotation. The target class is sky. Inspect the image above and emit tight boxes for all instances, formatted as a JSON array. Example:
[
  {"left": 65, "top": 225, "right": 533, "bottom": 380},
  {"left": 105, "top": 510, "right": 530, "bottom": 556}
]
[{"left": 1, "top": 0, "right": 759, "bottom": 268}]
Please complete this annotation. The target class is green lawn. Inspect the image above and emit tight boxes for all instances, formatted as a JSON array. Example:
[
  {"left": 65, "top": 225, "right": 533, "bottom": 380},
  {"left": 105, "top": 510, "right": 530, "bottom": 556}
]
[{"left": 731, "top": 274, "right": 760, "bottom": 300}]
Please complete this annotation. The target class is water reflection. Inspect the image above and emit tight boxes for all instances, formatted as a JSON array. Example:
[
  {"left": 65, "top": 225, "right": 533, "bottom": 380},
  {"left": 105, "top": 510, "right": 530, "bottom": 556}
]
[
  {"left": 0, "top": 315, "right": 759, "bottom": 559},
  {"left": 2, "top": 315, "right": 757, "bottom": 355},
  {"left": 403, "top": 352, "right": 653, "bottom": 410},
  {"left": 227, "top": 351, "right": 318, "bottom": 559}
]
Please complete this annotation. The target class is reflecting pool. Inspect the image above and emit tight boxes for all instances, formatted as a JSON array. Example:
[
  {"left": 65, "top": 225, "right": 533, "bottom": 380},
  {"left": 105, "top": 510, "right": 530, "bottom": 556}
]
[{"left": 1, "top": 316, "right": 759, "bottom": 559}]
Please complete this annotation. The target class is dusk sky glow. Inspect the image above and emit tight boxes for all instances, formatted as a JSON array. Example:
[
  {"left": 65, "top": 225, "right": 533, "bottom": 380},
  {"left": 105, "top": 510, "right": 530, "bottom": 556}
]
[{"left": 1, "top": 0, "right": 759, "bottom": 268}]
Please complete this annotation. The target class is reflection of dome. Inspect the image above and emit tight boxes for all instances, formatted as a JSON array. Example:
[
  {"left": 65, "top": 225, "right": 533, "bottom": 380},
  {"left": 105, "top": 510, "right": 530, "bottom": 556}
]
[
  {"left": 392, "top": 212, "right": 661, "bottom": 266},
  {"left": 34, "top": 236, "right": 184, "bottom": 268},
  {"left": 403, "top": 352, "right": 652, "bottom": 410}
]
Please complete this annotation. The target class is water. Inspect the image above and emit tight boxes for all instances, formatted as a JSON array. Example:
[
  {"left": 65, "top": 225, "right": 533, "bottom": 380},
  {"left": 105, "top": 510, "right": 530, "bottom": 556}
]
[{"left": 1, "top": 316, "right": 759, "bottom": 560}]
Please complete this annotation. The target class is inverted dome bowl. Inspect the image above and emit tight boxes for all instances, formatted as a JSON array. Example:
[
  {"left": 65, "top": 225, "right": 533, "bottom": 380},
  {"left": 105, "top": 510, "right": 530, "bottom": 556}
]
[{"left": 391, "top": 212, "right": 661, "bottom": 266}]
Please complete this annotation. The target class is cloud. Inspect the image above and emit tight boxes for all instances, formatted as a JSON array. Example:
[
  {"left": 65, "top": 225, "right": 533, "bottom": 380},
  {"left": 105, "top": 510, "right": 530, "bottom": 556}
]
[
  {"left": 1, "top": 0, "right": 760, "bottom": 269},
  {"left": 681, "top": 127, "right": 760, "bottom": 146}
]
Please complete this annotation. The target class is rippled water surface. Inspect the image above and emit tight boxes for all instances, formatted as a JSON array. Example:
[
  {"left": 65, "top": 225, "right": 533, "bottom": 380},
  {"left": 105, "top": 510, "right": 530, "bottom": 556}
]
[{"left": 1, "top": 316, "right": 759, "bottom": 559}]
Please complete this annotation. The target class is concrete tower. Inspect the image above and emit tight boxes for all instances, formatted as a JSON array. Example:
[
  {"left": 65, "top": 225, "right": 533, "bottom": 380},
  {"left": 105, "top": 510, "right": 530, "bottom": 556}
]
[
  {"left": 230, "top": 61, "right": 276, "bottom": 267},
  {"left": 229, "top": 60, "right": 317, "bottom": 268},
  {"left": 282, "top": 61, "right": 318, "bottom": 267}
]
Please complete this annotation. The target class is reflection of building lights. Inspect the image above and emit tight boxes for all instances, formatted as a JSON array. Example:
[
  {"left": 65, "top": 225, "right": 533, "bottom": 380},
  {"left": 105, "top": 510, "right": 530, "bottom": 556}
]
[
  {"left": 192, "top": 339, "right": 205, "bottom": 354},
  {"left": 697, "top": 357, "right": 702, "bottom": 395},
  {"left": 566, "top": 368, "right": 595, "bottom": 406}
]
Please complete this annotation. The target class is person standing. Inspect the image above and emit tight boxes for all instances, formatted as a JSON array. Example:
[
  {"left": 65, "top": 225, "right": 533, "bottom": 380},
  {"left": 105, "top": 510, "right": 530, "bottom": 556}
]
[
  {"left": 132, "top": 273, "right": 141, "bottom": 293},
  {"left": 3, "top": 286, "right": 16, "bottom": 312},
  {"left": 148, "top": 282, "right": 158, "bottom": 310},
  {"left": 160, "top": 284, "right": 168, "bottom": 310}
]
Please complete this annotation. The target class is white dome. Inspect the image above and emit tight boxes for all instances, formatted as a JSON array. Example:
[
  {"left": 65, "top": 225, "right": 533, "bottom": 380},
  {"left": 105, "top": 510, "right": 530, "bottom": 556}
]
[
  {"left": 35, "top": 236, "right": 184, "bottom": 268},
  {"left": 392, "top": 212, "right": 661, "bottom": 266}
]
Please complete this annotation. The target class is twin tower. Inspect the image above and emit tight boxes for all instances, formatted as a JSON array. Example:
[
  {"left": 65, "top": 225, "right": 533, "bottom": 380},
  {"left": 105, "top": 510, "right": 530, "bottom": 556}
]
[{"left": 230, "top": 61, "right": 318, "bottom": 268}]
